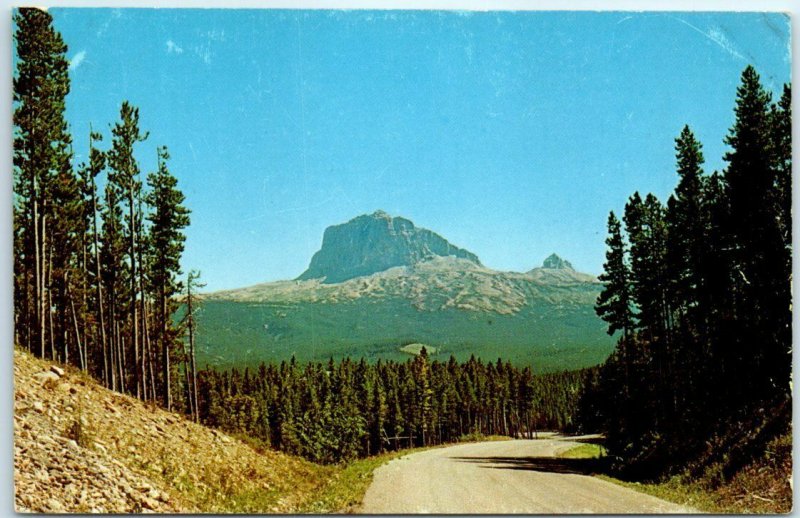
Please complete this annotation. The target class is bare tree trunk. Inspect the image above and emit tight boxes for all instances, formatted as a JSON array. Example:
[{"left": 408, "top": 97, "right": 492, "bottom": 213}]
[
  {"left": 136, "top": 194, "right": 149, "bottom": 400},
  {"left": 189, "top": 308, "right": 198, "bottom": 423},
  {"left": 109, "top": 307, "right": 116, "bottom": 391},
  {"left": 128, "top": 192, "right": 140, "bottom": 400},
  {"left": 80, "top": 237, "right": 88, "bottom": 372},
  {"left": 21, "top": 263, "right": 30, "bottom": 351},
  {"left": 144, "top": 300, "right": 156, "bottom": 401},
  {"left": 34, "top": 200, "right": 44, "bottom": 358},
  {"left": 46, "top": 242, "right": 55, "bottom": 362},
  {"left": 120, "top": 332, "right": 127, "bottom": 394},
  {"left": 181, "top": 336, "right": 192, "bottom": 418},
  {"left": 91, "top": 178, "right": 109, "bottom": 387},
  {"left": 161, "top": 289, "right": 171, "bottom": 410},
  {"left": 186, "top": 278, "right": 195, "bottom": 420},
  {"left": 68, "top": 287, "right": 84, "bottom": 371},
  {"left": 115, "top": 320, "right": 125, "bottom": 393}
]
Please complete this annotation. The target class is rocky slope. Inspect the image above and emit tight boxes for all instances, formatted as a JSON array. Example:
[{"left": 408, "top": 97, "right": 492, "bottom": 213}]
[
  {"left": 214, "top": 254, "right": 597, "bottom": 315},
  {"left": 13, "top": 349, "right": 333, "bottom": 513},
  {"left": 297, "top": 211, "right": 481, "bottom": 283}
]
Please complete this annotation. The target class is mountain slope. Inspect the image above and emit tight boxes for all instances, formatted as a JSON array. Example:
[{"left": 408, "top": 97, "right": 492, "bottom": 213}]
[
  {"left": 13, "top": 349, "right": 341, "bottom": 513},
  {"left": 198, "top": 212, "right": 614, "bottom": 371}
]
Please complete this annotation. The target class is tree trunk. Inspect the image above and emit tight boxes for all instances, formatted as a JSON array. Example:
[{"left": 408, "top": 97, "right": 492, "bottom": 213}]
[
  {"left": 128, "top": 192, "right": 140, "bottom": 399},
  {"left": 187, "top": 278, "right": 199, "bottom": 422},
  {"left": 68, "top": 287, "right": 84, "bottom": 371},
  {"left": 46, "top": 242, "right": 55, "bottom": 361},
  {"left": 161, "top": 286, "right": 171, "bottom": 410},
  {"left": 136, "top": 195, "right": 147, "bottom": 401},
  {"left": 90, "top": 175, "right": 109, "bottom": 387},
  {"left": 34, "top": 201, "right": 44, "bottom": 358}
]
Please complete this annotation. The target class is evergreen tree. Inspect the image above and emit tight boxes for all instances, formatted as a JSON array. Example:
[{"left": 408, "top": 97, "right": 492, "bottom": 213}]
[
  {"left": 595, "top": 211, "right": 633, "bottom": 338},
  {"left": 13, "top": 8, "right": 73, "bottom": 360},
  {"left": 666, "top": 126, "right": 706, "bottom": 325},
  {"left": 770, "top": 85, "right": 791, "bottom": 261},
  {"left": 723, "top": 66, "right": 790, "bottom": 399},
  {"left": 146, "top": 146, "right": 190, "bottom": 409},
  {"left": 99, "top": 173, "right": 127, "bottom": 392},
  {"left": 107, "top": 101, "right": 149, "bottom": 399}
]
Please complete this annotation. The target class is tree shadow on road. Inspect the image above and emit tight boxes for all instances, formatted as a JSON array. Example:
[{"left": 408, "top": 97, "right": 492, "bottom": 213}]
[{"left": 449, "top": 456, "right": 609, "bottom": 475}]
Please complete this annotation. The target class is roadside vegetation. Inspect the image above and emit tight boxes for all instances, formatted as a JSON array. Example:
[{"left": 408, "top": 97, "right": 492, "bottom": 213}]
[
  {"left": 559, "top": 443, "right": 606, "bottom": 459},
  {"left": 582, "top": 64, "right": 791, "bottom": 511},
  {"left": 559, "top": 436, "right": 791, "bottom": 514},
  {"left": 598, "top": 431, "right": 791, "bottom": 514}
]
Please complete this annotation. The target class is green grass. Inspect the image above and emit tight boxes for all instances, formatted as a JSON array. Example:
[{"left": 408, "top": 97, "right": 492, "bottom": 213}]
[
  {"left": 297, "top": 449, "right": 420, "bottom": 513},
  {"left": 594, "top": 433, "right": 792, "bottom": 514},
  {"left": 597, "top": 474, "right": 724, "bottom": 513},
  {"left": 190, "top": 297, "right": 614, "bottom": 372},
  {"left": 559, "top": 443, "right": 607, "bottom": 459}
]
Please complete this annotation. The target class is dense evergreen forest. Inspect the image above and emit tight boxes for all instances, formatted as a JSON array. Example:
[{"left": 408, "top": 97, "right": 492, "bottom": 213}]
[
  {"left": 584, "top": 66, "right": 792, "bottom": 480},
  {"left": 12, "top": 8, "right": 198, "bottom": 413},
  {"left": 196, "top": 351, "right": 593, "bottom": 463}
]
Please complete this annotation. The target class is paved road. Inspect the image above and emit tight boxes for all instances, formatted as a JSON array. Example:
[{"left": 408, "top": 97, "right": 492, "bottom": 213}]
[{"left": 360, "top": 437, "right": 696, "bottom": 514}]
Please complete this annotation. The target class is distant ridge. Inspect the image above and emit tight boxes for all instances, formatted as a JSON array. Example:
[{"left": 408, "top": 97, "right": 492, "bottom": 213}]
[{"left": 297, "top": 211, "right": 481, "bottom": 284}]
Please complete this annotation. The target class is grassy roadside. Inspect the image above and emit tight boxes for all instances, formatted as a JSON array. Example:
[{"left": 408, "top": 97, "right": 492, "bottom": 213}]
[
  {"left": 298, "top": 449, "right": 423, "bottom": 513},
  {"left": 559, "top": 443, "right": 606, "bottom": 459},
  {"left": 558, "top": 436, "right": 792, "bottom": 514}
]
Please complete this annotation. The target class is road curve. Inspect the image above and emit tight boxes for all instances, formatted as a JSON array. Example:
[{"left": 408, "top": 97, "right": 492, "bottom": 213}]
[{"left": 360, "top": 437, "right": 696, "bottom": 514}]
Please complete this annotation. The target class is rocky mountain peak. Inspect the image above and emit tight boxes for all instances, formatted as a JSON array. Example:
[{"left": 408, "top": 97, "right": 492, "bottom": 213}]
[
  {"left": 297, "top": 211, "right": 482, "bottom": 284},
  {"left": 542, "top": 253, "right": 574, "bottom": 270}
]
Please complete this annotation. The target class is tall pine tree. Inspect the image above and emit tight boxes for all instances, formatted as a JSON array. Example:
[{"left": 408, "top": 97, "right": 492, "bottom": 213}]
[
  {"left": 13, "top": 8, "right": 73, "bottom": 359},
  {"left": 146, "top": 146, "right": 191, "bottom": 410}
]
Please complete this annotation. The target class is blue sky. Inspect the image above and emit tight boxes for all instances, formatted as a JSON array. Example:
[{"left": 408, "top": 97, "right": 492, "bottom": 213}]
[{"left": 45, "top": 9, "right": 790, "bottom": 291}]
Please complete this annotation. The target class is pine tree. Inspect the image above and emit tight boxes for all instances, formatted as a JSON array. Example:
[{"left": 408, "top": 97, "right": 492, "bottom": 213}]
[
  {"left": 99, "top": 174, "right": 127, "bottom": 392},
  {"left": 770, "top": 84, "right": 791, "bottom": 260},
  {"left": 13, "top": 8, "right": 72, "bottom": 360},
  {"left": 666, "top": 126, "right": 706, "bottom": 325},
  {"left": 183, "top": 270, "right": 204, "bottom": 421},
  {"left": 146, "top": 146, "right": 190, "bottom": 410},
  {"left": 595, "top": 211, "right": 633, "bottom": 338},
  {"left": 723, "top": 65, "right": 790, "bottom": 400},
  {"left": 107, "top": 101, "right": 149, "bottom": 398}
]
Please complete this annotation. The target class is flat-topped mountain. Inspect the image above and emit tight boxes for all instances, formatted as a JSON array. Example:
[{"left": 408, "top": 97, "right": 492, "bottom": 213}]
[
  {"left": 198, "top": 212, "right": 613, "bottom": 371},
  {"left": 297, "top": 211, "right": 481, "bottom": 284}
]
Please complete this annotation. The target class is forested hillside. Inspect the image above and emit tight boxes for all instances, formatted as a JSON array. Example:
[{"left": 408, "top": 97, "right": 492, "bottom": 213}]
[
  {"left": 584, "top": 66, "right": 791, "bottom": 483},
  {"left": 197, "top": 350, "right": 592, "bottom": 464}
]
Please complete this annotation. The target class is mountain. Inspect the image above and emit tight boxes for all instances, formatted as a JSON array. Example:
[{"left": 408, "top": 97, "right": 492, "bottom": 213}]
[
  {"left": 197, "top": 212, "right": 614, "bottom": 371},
  {"left": 297, "top": 210, "right": 481, "bottom": 283},
  {"left": 527, "top": 253, "right": 596, "bottom": 284},
  {"left": 541, "top": 253, "right": 573, "bottom": 270}
]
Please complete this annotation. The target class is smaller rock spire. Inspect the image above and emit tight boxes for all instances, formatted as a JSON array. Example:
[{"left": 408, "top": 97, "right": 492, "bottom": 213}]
[{"left": 542, "top": 253, "right": 574, "bottom": 270}]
